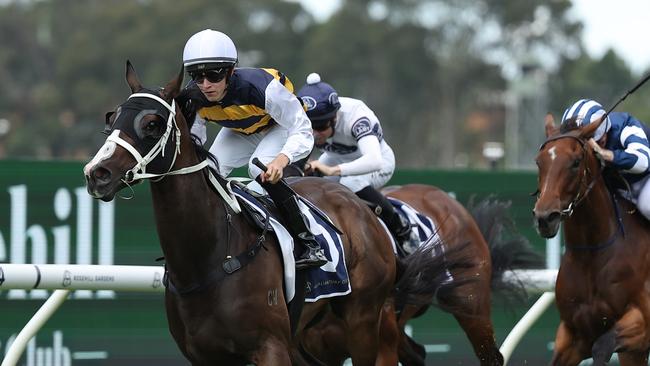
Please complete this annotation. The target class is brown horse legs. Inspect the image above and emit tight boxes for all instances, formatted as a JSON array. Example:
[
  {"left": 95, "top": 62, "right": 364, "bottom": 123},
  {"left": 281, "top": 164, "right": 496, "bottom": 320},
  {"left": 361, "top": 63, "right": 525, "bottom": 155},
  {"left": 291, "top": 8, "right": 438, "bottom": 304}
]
[
  {"left": 341, "top": 302, "right": 384, "bottom": 366},
  {"left": 441, "top": 280, "right": 503, "bottom": 366},
  {"left": 376, "top": 301, "right": 401, "bottom": 366},
  {"left": 453, "top": 313, "right": 503, "bottom": 366},
  {"left": 551, "top": 322, "right": 588, "bottom": 366},
  {"left": 618, "top": 351, "right": 650, "bottom": 365},
  {"left": 249, "top": 337, "right": 293, "bottom": 366}
]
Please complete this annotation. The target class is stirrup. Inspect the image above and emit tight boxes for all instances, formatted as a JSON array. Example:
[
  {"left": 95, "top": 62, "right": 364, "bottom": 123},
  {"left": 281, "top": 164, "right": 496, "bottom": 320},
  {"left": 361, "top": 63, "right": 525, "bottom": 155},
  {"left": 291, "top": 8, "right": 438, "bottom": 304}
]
[
  {"left": 394, "top": 219, "right": 412, "bottom": 242},
  {"left": 394, "top": 220, "right": 420, "bottom": 255},
  {"left": 295, "top": 240, "right": 328, "bottom": 270}
]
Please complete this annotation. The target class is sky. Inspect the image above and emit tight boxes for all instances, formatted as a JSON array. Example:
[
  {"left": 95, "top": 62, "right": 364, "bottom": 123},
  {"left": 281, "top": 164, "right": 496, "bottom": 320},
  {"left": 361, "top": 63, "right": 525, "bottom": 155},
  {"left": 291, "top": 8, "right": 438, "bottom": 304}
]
[
  {"left": 572, "top": 0, "right": 650, "bottom": 74},
  {"left": 294, "top": 0, "right": 650, "bottom": 75}
]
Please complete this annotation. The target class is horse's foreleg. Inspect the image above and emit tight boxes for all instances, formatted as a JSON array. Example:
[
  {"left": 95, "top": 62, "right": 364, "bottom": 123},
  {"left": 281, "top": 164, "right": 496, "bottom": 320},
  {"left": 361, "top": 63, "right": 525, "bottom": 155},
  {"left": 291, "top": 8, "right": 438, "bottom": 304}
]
[
  {"left": 453, "top": 312, "right": 503, "bottom": 366},
  {"left": 551, "top": 321, "right": 587, "bottom": 366},
  {"left": 300, "top": 312, "right": 349, "bottom": 365},
  {"left": 445, "top": 281, "right": 503, "bottom": 366},
  {"left": 613, "top": 306, "right": 647, "bottom": 353},
  {"left": 342, "top": 304, "right": 382, "bottom": 366},
  {"left": 618, "top": 350, "right": 649, "bottom": 365},
  {"left": 249, "top": 337, "right": 292, "bottom": 366},
  {"left": 397, "top": 331, "right": 426, "bottom": 366},
  {"left": 376, "top": 301, "right": 399, "bottom": 366}
]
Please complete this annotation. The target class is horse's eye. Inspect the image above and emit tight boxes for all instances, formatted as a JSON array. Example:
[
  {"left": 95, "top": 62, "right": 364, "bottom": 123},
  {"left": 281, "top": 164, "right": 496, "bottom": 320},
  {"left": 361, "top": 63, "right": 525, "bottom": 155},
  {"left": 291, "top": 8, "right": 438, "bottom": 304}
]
[
  {"left": 145, "top": 120, "right": 158, "bottom": 131},
  {"left": 141, "top": 117, "right": 164, "bottom": 139}
]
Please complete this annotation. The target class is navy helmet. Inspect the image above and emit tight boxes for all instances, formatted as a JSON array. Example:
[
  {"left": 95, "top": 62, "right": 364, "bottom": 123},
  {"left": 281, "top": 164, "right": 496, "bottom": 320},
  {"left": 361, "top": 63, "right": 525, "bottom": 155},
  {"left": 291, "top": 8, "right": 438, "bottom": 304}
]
[
  {"left": 562, "top": 99, "right": 611, "bottom": 141},
  {"left": 297, "top": 73, "right": 341, "bottom": 128}
]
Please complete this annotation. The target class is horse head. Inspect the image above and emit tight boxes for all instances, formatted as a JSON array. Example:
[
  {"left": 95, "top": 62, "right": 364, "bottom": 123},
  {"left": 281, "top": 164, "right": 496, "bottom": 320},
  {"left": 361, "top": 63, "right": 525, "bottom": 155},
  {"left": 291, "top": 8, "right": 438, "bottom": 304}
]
[
  {"left": 533, "top": 113, "right": 605, "bottom": 238},
  {"left": 84, "top": 61, "right": 188, "bottom": 201}
]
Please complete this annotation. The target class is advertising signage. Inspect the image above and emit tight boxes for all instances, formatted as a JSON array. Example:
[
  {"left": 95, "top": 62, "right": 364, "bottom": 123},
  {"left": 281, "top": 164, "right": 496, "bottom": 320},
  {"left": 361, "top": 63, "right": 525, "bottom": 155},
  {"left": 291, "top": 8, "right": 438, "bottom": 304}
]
[{"left": 0, "top": 160, "right": 551, "bottom": 365}]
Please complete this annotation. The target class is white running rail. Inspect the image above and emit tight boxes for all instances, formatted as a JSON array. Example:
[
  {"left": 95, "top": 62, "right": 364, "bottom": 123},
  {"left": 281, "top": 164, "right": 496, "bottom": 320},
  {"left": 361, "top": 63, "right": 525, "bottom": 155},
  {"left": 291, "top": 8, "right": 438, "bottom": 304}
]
[
  {"left": 0, "top": 264, "right": 557, "bottom": 366},
  {"left": 0, "top": 264, "right": 165, "bottom": 366},
  {"left": 499, "top": 269, "right": 558, "bottom": 365}
]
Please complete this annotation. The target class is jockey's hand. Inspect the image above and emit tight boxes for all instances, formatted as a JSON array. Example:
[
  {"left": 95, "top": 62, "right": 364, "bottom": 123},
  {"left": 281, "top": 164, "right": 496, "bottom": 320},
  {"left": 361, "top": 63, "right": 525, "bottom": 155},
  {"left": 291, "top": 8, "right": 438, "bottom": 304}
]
[
  {"left": 260, "top": 154, "right": 289, "bottom": 184},
  {"left": 309, "top": 160, "right": 341, "bottom": 176},
  {"left": 588, "top": 138, "right": 614, "bottom": 162},
  {"left": 303, "top": 161, "right": 315, "bottom": 175}
]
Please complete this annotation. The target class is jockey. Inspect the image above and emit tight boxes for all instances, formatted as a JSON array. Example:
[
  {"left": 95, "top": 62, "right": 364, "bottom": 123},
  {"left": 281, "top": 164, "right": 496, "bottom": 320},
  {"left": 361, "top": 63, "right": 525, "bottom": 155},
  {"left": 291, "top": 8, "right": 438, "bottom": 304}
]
[
  {"left": 296, "top": 73, "right": 419, "bottom": 250},
  {"left": 181, "top": 29, "right": 327, "bottom": 269},
  {"left": 563, "top": 99, "right": 650, "bottom": 220}
]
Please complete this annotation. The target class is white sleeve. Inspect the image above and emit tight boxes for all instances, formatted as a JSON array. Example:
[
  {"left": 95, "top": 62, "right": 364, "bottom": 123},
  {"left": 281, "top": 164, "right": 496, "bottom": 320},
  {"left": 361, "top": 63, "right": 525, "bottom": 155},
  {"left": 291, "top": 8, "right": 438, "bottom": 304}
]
[
  {"left": 338, "top": 135, "right": 383, "bottom": 176},
  {"left": 265, "top": 79, "right": 314, "bottom": 163},
  {"left": 190, "top": 115, "right": 207, "bottom": 145}
]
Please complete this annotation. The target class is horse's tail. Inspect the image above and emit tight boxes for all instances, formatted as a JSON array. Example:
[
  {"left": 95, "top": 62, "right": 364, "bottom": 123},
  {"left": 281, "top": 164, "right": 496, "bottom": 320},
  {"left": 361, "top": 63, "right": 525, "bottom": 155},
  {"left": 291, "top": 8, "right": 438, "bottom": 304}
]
[
  {"left": 468, "top": 196, "right": 543, "bottom": 304},
  {"left": 393, "top": 237, "right": 476, "bottom": 310}
]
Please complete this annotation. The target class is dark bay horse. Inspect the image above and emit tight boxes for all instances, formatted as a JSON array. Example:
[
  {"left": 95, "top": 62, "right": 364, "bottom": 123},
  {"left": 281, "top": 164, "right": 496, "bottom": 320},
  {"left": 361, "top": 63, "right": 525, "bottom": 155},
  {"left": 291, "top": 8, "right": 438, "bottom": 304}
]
[
  {"left": 302, "top": 184, "right": 540, "bottom": 365},
  {"left": 534, "top": 114, "right": 650, "bottom": 365},
  {"left": 83, "top": 62, "right": 461, "bottom": 365}
]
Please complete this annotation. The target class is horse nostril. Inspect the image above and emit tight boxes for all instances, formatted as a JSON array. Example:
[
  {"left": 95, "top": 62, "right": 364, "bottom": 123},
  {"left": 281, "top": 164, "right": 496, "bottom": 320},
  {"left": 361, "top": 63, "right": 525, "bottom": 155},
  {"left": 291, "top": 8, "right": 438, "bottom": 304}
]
[
  {"left": 547, "top": 211, "right": 561, "bottom": 223},
  {"left": 534, "top": 210, "right": 561, "bottom": 231},
  {"left": 92, "top": 167, "right": 112, "bottom": 183},
  {"left": 533, "top": 208, "right": 560, "bottom": 223}
]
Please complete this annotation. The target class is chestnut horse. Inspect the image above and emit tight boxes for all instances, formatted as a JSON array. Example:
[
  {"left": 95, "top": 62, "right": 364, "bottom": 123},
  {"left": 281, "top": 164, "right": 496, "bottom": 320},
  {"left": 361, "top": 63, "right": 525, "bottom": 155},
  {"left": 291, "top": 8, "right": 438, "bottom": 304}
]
[
  {"left": 534, "top": 114, "right": 650, "bottom": 365},
  {"left": 302, "top": 185, "right": 540, "bottom": 365},
  {"left": 83, "top": 62, "right": 462, "bottom": 365}
]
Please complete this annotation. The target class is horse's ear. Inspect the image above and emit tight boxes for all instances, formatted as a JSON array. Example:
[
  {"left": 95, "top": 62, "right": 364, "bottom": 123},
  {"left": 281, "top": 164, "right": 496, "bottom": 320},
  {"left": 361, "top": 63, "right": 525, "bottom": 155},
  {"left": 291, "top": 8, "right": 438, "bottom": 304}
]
[
  {"left": 126, "top": 60, "right": 143, "bottom": 93},
  {"left": 579, "top": 115, "right": 605, "bottom": 139},
  {"left": 161, "top": 64, "right": 185, "bottom": 100},
  {"left": 544, "top": 113, "right": 557, "bottom": 138}
]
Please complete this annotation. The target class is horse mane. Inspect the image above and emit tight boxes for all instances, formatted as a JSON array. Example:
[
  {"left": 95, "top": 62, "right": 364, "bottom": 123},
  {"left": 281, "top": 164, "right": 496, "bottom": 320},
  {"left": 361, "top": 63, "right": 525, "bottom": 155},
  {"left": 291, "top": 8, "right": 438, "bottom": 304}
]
[
  {"left": 559, "top": 116, "right": 580, "bottom": 134},
  {"left": 177, "top": 83, "right": 209, "bottom": 129},
  {"left": 175, "top": 85, "right": 221, "bottom": 176}
]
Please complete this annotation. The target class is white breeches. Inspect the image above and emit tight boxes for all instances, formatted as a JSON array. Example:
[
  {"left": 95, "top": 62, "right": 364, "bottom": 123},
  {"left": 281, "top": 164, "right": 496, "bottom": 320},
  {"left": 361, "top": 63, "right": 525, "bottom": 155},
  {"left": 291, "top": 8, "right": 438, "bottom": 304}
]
[
  {"left": 631, "top": 174, "right": 650, "bottom": 221},
  {"left": 208, "top": 126, "right": 288, "bottom": 178}
]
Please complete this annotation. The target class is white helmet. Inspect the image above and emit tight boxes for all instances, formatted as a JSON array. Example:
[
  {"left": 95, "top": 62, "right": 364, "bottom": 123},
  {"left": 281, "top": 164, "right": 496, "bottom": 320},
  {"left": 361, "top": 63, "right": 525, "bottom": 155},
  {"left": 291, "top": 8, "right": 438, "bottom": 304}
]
[{"left": 183, "top": 29, "right": 238, "bottom": 71}]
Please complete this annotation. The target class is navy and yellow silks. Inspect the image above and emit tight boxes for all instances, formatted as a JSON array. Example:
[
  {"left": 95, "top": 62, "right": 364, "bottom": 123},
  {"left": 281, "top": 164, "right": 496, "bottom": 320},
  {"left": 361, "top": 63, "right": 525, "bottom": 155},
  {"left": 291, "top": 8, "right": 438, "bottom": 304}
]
[{"left": 197, "top": 68, "right": 296, "bottom": 135}]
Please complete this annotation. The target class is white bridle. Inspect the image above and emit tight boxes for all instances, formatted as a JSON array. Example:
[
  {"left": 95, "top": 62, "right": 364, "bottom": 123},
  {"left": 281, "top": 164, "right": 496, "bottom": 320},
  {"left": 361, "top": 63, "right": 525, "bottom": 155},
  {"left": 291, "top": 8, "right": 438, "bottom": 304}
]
[
  {"left": 106, "top": 92, "right": 207, "bottom": 181},
  {"left": 101, "top": 92, "right": 240, "bottom": 212}
]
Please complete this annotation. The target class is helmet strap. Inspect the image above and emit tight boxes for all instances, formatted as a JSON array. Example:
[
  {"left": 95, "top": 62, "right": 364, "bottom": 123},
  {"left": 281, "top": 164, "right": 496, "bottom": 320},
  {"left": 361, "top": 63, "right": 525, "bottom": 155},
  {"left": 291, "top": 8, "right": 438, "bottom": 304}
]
[
  {"left": 329, "top": 118, "right": 337, "bottom": 136},
  {"left": 224, "top": 66, "right": 236, "bottom": 85}
]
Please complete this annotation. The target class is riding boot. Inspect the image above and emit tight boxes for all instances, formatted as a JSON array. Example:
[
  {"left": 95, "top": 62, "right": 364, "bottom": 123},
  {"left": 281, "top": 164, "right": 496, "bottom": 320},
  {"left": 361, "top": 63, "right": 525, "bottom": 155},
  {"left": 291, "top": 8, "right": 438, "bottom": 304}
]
[
  {"left": 356, "top": 186, "right": 419, "bottom": 253},
  {"left": 260, "top": 179, "right": 328, "bottom": 270}
]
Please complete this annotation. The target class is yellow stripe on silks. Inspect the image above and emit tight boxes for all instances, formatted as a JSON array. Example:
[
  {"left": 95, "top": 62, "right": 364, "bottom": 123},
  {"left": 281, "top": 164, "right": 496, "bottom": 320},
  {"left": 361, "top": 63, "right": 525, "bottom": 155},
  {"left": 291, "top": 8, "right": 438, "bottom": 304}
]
[
  {"left": 261, "top": 68, "right": 304, "bottom": 111},
  {"left": 199, "top": 104, "right": 272, "bottom": 135},
  {"left": 262, "top": 68, "right": 295, "bottom": 92},
  {"left": 200, "top": 104, "right": 266, "bottom": 121},
  {"left": 238, "top": 115, "right": 272, "bottom": 134}
]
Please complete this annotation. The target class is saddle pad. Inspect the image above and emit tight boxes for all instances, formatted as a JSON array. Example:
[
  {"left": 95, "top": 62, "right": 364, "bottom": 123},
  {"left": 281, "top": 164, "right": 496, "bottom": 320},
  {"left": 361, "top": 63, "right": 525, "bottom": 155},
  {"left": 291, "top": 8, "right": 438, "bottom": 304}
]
[
  {"left": 387, "top": 197, "right": 453, "bottom": 284},
  {"left": 231, "top": 187, "right": 351, "bottom": 303},
  {"left": 387, "top": 197, "right": 445, "bottom": 256}
]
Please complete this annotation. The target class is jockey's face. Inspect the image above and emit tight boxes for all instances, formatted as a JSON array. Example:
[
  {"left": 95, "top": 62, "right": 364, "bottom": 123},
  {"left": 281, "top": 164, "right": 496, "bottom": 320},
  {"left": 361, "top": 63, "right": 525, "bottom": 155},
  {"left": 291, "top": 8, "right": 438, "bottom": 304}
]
[
  {"left": 196, "top": 74, "right": 228, "bottom": 102},
  {"left": 189, "top": 67, "right": 231, "bottom": 102},
  {"left": 312, "top": 119, "right": 335, "bottom": 146}
]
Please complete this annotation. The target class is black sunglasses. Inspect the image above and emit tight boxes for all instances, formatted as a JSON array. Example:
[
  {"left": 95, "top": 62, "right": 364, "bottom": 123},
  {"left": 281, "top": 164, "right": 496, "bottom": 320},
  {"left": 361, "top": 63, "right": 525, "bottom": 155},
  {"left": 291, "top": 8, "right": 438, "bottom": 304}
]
[{"left": 189, "top": 69, "right": 228, "bottom": 84}]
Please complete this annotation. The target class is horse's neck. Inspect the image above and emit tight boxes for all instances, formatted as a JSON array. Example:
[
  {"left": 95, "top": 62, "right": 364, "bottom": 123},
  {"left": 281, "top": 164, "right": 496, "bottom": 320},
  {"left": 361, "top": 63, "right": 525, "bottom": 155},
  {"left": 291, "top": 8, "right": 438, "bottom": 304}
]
[
  {"left": 564, "top": 181, "right": 619, "bottom": 249},
  {"left": 150, "top": 169, "right": 228, "bottom": 285}
]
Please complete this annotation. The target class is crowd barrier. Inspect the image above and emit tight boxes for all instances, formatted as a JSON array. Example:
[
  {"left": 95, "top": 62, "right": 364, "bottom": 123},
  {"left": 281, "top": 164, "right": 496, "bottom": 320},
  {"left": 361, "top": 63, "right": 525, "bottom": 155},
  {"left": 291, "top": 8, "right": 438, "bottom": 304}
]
[{"left": 0, "top": 264, "right": 558, "bottom": 366}]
